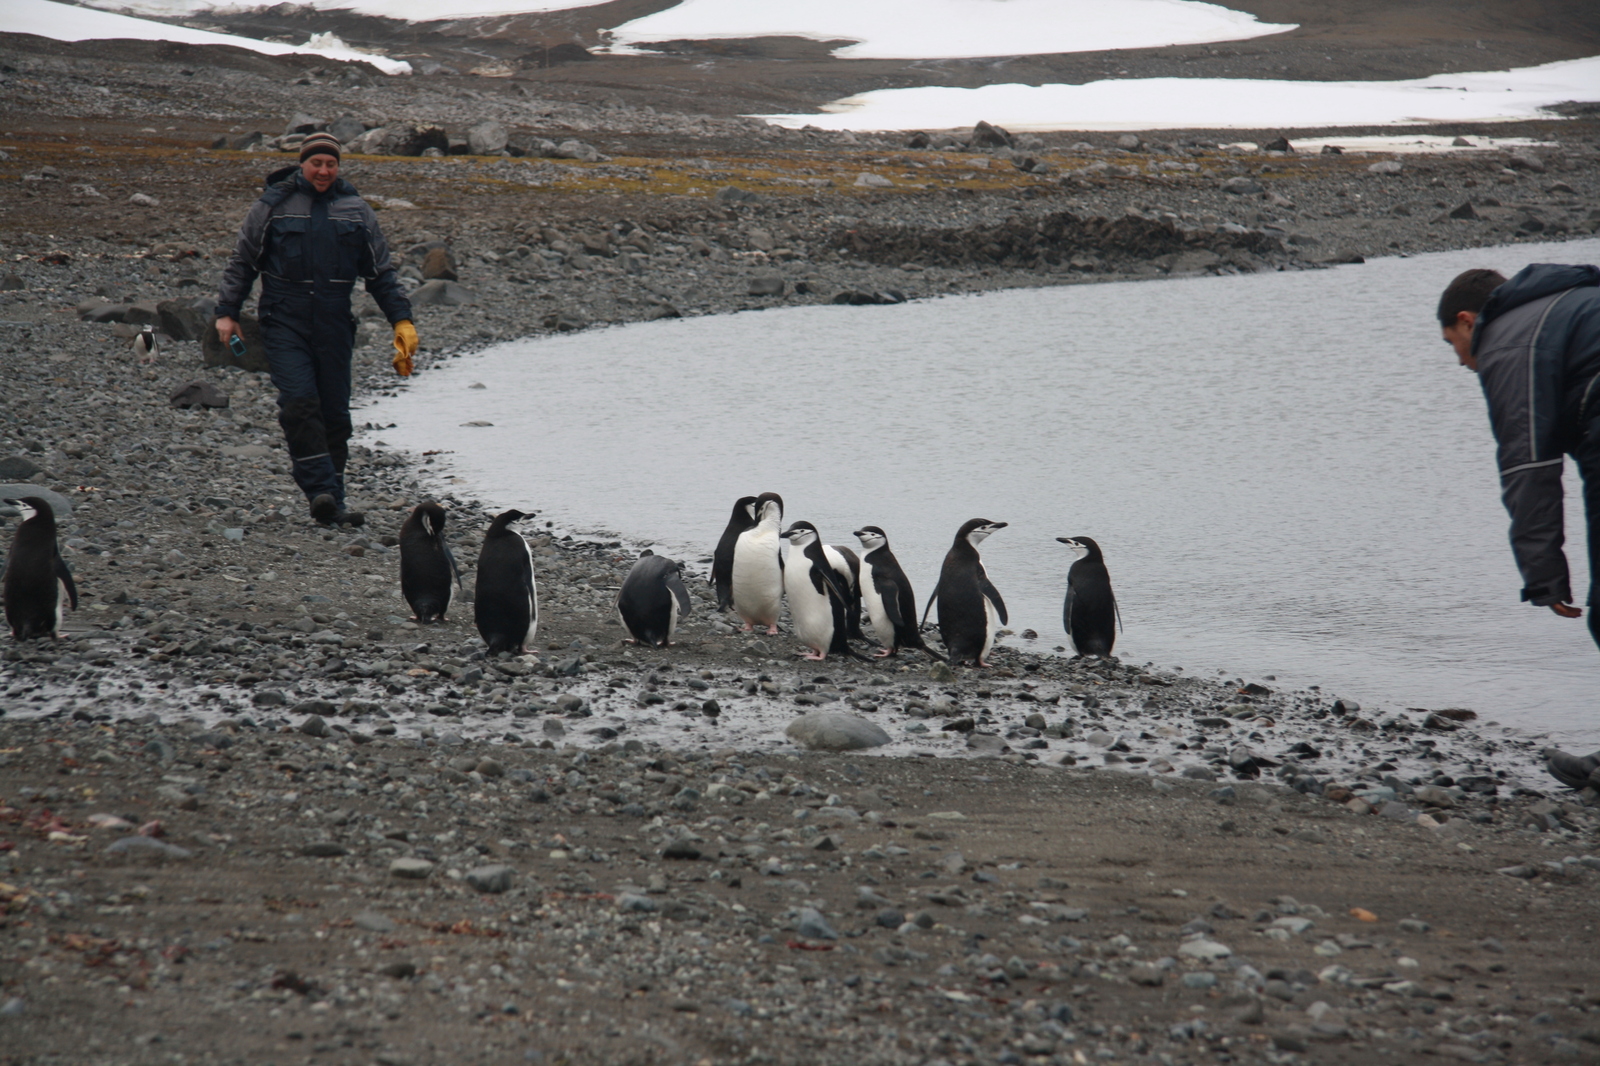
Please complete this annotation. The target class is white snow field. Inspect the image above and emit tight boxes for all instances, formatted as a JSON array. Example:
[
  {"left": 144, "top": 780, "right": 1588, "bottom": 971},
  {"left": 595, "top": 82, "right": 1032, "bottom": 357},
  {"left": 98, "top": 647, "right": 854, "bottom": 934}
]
[
  {"left": 72, "top": 0, "right": 606, "bottom": 19},
  {"left": 756, "top": 55, "right": 1600, "bottom": 131},
  {"left": 64, "top": 0, "right": 1293, "bottom": 52},
  {"left": 3, "top": 0, "right": 413, "bottom": 73},
  {"left": 602, "top": 0, "right": 1294, "bottom": 59}
]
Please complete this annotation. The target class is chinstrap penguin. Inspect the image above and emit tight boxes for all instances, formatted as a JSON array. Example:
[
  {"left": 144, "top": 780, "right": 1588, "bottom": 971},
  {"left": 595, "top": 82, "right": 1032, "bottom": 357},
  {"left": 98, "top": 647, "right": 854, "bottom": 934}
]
[
  {"left": 1057, "top": 536, "right": 1120, "bottom": 657},
  {"left": 399, "top": 500, "right": 461, "bottom": 623},
  {"left": 780, "top": 521, "right": 866, "bottom": 661},
  {"left": 922, "top": 519, "right": 1008, "bottom": 667},
  {"left": 853, "top": 525, "right": 943, "bottom": 660},
  {"left": 132, "top": 325, "right": 159, "bottom": 364},
  {"left": 731, "top": 491, "right": 784, "bottom": 634},
  {"left": 3, "top": 496, "right": 78, "bottom": 641},
  {"left": 710, "top": 495, "right": 758, "bottom": 612},
  {"left": 617, "top": 549, "right": 693, "bottom": 647},
  {"left": 822, "top": 542, "right": 869, "bottom": 643},
  {"left": 474, "top": 508, "right": 537, "bottom": 654}
]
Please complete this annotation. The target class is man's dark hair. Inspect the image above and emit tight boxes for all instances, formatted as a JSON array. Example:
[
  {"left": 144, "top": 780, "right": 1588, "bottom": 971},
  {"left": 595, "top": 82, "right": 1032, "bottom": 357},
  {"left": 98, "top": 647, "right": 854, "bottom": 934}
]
[{"left": 1437, "top": 268, "right": 1507, "bottom": 327}]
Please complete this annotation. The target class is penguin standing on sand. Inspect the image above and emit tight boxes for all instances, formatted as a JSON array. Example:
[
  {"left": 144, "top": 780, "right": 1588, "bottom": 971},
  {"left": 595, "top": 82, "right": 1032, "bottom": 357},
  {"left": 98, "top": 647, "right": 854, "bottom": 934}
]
[
  {"left": 474, "top": 508, "right": 537, "bottom": 654},
  {"left": 1057, "top": 536, "right": 1120, "bottom": 657},
  {"left": 780, "top": 521, "right": 865, "bottom": 661},
  {"left": 710, "top": 495, "right": 758, "bottom": 612},
  {"left": 2, "top": 496, "right": 78, "bottom": 641},
  {"left": 853, "top": 525, "right": 942, "bottom": 661},
  {"left": 731, "top": 492, "right": 784, "bottom": 634},
  {"left": 399, "top": 500, "right": 461, "bottom": 623},
  {"left": 617, "top": 550, "right": 693, "bottom": 647},
  {"left": 922, "top": 519, "right": 1008, "bottom": 667}
]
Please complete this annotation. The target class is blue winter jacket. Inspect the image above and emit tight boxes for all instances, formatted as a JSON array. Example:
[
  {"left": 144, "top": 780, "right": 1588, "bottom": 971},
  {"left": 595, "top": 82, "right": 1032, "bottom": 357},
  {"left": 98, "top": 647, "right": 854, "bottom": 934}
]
[
  {"left": 215, "top": 165, "right": 412, "bottom": 324},
  {"left": 1471, "top": 263, "right": 1600, "bottom": 606}
]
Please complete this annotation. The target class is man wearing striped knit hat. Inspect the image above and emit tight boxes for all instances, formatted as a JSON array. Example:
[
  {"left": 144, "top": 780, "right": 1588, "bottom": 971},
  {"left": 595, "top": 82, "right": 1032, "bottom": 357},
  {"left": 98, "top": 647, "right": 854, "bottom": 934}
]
[{"left": 215, "top": 130, "right": 419, "bottom": 527}]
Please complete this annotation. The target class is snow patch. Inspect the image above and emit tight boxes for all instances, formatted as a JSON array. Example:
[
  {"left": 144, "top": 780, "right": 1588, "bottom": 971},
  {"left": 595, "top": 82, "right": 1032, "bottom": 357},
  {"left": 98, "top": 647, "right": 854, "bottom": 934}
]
[
  {"left": 755, "top": 56, "right": 1600, "bottom": 132},
  {"left": 73, "top": 0, "right": 606, "bottom": 17},
  {"left": 4, "top": 0, "right": 413, "bottom": 73},
  {"left": 604, "top": 0, "right": 1294, "bottom": 60}
]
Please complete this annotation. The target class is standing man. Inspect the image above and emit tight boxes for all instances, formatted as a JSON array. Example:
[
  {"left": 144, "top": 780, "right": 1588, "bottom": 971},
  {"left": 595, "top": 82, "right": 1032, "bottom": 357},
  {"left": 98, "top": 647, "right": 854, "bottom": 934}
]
[
  {"left": 1437, "top": 264, "right": 1600, "bottom": 648},
  {"left": 215, "top": 131, "right": 420, "bottom": 527}
]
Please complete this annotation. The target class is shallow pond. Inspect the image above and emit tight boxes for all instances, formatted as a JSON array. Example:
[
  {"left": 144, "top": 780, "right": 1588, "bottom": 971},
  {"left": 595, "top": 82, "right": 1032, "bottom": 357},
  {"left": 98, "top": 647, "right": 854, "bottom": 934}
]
[{"left": 362, "top": 236, "right": 1600, "bottom": 750}]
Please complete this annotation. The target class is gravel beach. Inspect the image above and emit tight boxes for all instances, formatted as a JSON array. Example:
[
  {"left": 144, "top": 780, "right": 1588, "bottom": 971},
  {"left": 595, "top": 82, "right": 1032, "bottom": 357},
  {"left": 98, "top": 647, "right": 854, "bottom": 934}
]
[{"left": 4, "top": 16, "right": 1600, "bottom": 1066}]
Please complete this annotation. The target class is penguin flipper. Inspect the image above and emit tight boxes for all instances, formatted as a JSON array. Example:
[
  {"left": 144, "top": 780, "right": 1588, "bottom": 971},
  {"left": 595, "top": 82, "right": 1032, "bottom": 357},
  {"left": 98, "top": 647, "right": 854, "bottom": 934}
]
[
  {"left": 979, "top": 576, "right": 1008, "bottom": 626},
  {"left": 1113, "top": 593, "right": 1123, "bottom": 633},
  {"left": 919, "top": 580, "right": 941, "bottom": 628},
  {"left": 55, "top": 555, "right": 78, "bottom": 611},
  {"left": 666, "top": 567, "right": 693, "bottom": 620},
  {"left": 444, "top": 543, "right": 463, "bottom": 588},
  {"left": 873, "top": 571, "right": 905, "bottom": 630}
]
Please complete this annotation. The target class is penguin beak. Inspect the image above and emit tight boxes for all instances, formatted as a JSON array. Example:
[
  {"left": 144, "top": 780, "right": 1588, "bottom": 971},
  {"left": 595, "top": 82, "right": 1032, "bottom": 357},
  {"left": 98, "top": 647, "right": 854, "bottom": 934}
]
[
  {"left": 990, "top": 522, "right": 1008, "bottom": 530},
  {"left": 1055, "top": 537, "right": 1073, "bottom": 544}
]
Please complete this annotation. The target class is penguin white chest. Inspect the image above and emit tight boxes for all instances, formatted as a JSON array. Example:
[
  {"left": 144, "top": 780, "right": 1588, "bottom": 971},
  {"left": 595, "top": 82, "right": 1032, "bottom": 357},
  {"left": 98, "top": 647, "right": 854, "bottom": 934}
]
[
  {"left": 859, "top": 569, "right": 894, "bottom": 645},
  {"left": 523, "top": 537, "right": 540, "bottom": 643},
  {"left": 787, "top": 563, "right": 835, "bottom": 653},
  {"left": 731, "top": 528, "right": 782, "bottom": 624},
  {"left": 981, "top": 591, "right": 999, "bottom": 662}
]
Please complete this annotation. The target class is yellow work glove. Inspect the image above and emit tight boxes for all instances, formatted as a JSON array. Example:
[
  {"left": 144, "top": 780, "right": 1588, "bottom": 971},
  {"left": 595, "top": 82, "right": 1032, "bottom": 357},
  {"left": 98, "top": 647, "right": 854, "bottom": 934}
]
[{"left": 392, "top": 319, "right": 418, "bottom": 377}]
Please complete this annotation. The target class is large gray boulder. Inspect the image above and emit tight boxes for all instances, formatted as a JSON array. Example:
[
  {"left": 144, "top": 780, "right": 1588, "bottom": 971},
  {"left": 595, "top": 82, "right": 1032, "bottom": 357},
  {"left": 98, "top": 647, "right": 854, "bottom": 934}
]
[
  {"left": 346, "top": 127, "right": 387, "bottom": 155},
  {"left": 786, "top": 712, "right": 891, "bottom": 752},
  {"left": 0, "top": 485, "right": 72, "bottom": 517},
  {"left": 327, "top": 115, "right": 367, "bottom": 143},
  {"left": 467, "top": 120, "right": 508, "bottom": 155},
  {"left": 381, "top": 123, "right": 449, "bottom": 157}
]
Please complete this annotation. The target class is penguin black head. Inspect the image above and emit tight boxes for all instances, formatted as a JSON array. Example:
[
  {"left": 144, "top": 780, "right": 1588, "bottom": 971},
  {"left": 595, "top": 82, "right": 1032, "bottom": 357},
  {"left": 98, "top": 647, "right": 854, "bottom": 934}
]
[
  {"left": 6, "top": 496, "right": 53, "bottom": 526},
  {"left": 780, "top": 520, "right": 819, "bottom": 547},
  {"left": 412, "top": 499, "right": 448, "bottom": 538},
  {"left": 956, "top": 518, "right": 1006, "bottom": 546},
  {"left": 853, "top": 525, "right": 888, "bottom": 551},
  {"left": 487, "top": 508, "right": 533, "bottom": 534},
  {"left": 754, "top": 492, "right": 784, "bottom": 523},
  {"left": 1056, "top": 536, "right": 1101, "bottom": 561},
  {"left": 730, "top": 495, "right": 759, "bottom": 523}
]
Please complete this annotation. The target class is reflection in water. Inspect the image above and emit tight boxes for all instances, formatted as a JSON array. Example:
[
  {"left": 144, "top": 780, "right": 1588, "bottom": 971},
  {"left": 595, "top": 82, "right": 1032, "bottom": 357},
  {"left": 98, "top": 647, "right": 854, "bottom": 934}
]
[{"left": 362, "top": 237, "right": 1600, "bottom": 748}]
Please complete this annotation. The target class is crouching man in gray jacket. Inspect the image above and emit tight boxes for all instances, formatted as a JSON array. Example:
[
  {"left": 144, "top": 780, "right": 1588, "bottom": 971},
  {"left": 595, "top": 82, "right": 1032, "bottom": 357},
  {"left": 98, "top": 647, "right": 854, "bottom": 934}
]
[{"left": 1439, "top": 264, "right": 1600, "bottom": 649}]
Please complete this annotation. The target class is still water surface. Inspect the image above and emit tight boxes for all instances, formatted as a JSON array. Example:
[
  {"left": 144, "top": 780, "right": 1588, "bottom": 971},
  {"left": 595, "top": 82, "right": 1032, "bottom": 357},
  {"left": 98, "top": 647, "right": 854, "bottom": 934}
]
[{"left": 361, "top": 237, "right": 1600, "bottom": 748}]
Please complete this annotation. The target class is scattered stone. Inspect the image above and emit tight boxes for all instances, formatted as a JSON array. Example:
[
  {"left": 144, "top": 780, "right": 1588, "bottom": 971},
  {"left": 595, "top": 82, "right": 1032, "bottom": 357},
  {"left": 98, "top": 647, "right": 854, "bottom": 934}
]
[
  {"left": 465, "top": 865, "right": 514, "bottom": 893},
  {"left": 103, "top": 835, "right": 192, "bottom": 861},
  {"left": 390, "top": 858, "right": 435, "bottom": 880},
  {"left": 795, "top": 908, "right": 839, "bottom": 940},
  {"left": 786, "top": 712, "right": 891, "bottom": 751}
]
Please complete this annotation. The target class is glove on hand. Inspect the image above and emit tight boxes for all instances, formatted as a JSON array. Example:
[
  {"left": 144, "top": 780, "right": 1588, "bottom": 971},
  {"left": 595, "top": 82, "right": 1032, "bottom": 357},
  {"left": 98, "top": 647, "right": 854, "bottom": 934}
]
[{"left": 392, "top": 320, "right": 418, "bottom": 377}]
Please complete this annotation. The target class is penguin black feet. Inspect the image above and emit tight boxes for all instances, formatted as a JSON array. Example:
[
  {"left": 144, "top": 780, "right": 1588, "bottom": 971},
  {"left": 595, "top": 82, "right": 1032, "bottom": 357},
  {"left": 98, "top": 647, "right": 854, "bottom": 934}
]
[{"left": 1543, "top": 747, "right": 1600, "bottom": 790}]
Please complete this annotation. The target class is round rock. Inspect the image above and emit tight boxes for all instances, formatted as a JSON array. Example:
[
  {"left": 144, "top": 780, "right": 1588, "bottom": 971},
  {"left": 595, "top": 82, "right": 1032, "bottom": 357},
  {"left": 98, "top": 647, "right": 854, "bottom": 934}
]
[{"left": 785, "top": 711, "right": 891, "bottom": 752}]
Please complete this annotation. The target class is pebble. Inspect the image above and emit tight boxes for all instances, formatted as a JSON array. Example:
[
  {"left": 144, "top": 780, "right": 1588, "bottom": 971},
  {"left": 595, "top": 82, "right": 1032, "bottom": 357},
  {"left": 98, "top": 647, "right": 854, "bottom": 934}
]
[
  {"left": 795, "top": 907, "right": 839, "bottom": 940},
  {"left": 389, "top": 858, "right": 435, "bottom": 880},
  {"left": 465, "top": 864, "right": 514, "bottom": 893},
  {"left": 102, "top": 835, "right": 192, "bottom": 861}
]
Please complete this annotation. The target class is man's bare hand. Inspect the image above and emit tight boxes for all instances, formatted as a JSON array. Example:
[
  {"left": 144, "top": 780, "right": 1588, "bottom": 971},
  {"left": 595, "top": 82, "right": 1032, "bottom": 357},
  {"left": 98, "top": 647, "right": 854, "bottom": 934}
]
[
  {"left": 215, "top": 317, "right": 240, "bottom": 344},
  {"left": 1550, "top": 602, "right": 1583, "bottom": 619}
]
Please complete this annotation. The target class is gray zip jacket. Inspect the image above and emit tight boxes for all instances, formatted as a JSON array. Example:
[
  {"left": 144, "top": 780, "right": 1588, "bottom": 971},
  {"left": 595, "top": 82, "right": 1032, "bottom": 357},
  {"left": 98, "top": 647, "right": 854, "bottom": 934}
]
[
  {"left": 215, "top": 165, "right": 411, "bottom": 324},
  {"left": 1471, "top": 263, "right": 1600, "bottom": 606}
]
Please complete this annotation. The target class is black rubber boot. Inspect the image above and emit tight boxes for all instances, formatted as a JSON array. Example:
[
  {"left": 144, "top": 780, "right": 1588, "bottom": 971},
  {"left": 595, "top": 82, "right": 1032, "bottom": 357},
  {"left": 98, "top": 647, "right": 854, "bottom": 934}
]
[{"left": 309, "top": 493, "right": 338, "bottom": 525}]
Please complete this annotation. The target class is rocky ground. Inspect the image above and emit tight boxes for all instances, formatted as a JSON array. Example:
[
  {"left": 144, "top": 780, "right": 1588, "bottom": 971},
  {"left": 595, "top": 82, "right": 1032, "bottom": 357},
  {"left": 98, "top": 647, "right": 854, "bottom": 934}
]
[{"left": 4, "top": 12, "right": 1600, "bottom": 1066}]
